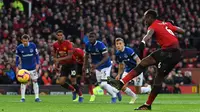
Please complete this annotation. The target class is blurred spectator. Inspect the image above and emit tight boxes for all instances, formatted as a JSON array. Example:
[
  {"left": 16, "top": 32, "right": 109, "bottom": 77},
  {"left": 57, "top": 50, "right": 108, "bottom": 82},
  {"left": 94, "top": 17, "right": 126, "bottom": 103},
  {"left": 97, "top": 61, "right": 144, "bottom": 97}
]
[
  {"left": 165, "top": 69, "right": 175, "bottom": 85},
  {"left": 41, "top": 71, "right": 52, "bottom": 86},
  {"left": 173, "top": 70, "right": 184, "bottom": 85},
  {"left": 160, "top": 82, "right": 170, "bottom": 94},
  {"left": 173, "top": 83, "right": 181, "bottom": 94},
  {"left": 4, "top": 63, "right": 15, "bottom": 83},
  {"left": 0, "top": 0, "right": 4, "bottom": 10},
  {"left": 183, "top": 71, "right": 192, "bottom": 84},
  {"left": 144, "top": 66, "right": 157, "bottom": 85},
  {"left": 0, "top": 69, "right": 12, "bottom": 84},
  {"left": 12, "top": 0, "right": 24, "bottom": 12}
]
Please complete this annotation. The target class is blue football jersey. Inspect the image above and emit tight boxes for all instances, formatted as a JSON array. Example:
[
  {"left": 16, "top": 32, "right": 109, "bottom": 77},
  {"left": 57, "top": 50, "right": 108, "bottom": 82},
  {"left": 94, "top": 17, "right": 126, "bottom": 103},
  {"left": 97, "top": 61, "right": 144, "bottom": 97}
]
[
  {"left": 16, "top": 42, "right": 40, "bottom": 70},
  {"left": 85, "top": 41, "right": 111, "bottom": 70},
  {"left": 116, "top": 47, "right": 138, "bottom": 72}
]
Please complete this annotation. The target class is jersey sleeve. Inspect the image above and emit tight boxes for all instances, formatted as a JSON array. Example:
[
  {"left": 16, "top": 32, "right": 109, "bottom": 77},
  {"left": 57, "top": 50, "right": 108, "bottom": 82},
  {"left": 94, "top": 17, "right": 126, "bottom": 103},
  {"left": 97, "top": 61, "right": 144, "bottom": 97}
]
[
  {"left": 84, "top": 43, "right": 89, "bottom": 54},
  {"left": 127, "top": 48, "right": 138, "bottom": 60},
  {"left": 67, "top": 41, "right": 73, "bottom": 54},
  {"left": 99, "top": 42, "right": 108, "bottom": 54},
  {"left": 33, "top": 43, "right": 40, "bottom": 64},
  {"left": 167, "top": 22, "right": 177, "bottom": 32},
  {"left": 15, "top": 47, "right": 21, "bottom": 67},
  {"left": 52, "top": 43, "right": 57, "bottom": 54}
]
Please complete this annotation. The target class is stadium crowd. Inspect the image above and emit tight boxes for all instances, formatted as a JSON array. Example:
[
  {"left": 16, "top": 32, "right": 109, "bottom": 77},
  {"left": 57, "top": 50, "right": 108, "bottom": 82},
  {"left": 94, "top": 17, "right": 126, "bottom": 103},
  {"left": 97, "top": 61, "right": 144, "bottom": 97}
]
[{"left": 0, "top": 0, "right": 199, "bottom": 87}]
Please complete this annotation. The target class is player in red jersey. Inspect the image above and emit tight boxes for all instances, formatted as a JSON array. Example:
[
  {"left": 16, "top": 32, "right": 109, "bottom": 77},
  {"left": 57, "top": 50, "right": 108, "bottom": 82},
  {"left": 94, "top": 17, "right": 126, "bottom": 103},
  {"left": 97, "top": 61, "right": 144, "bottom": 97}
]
[
  {"left": 73, "top": 48, "right": 96, "bottom": 102},
  {"left": 53, "top": 30, "right": 83, "bottom": 102},
  {"left": 108, "top": 9, "right": 185, "bottom": 110}
]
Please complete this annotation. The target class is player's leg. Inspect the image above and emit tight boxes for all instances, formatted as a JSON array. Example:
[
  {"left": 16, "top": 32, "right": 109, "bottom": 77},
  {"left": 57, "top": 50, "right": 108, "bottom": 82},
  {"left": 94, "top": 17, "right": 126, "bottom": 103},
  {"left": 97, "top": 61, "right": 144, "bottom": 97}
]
[
  {"left": 58, "top": 64, "right": 76, "bottom": 100},
  {"left": 29, "top": 70, "right": 41, "bottom": 102},
  {"left": 135, "top": 49, "right": 182, "bottom": 110},
  {"left": 86, "top": 73, "right": 96, "bottom": 101},
  {"left": 95, "top": 68, "right": 117, "bottom": 103},
  {"left": 121, "top": 72, "right": 137, "bottom": 104},
  {"left": 100, "top": 66, "right": 121, "bottom": 103},
  {"left": 133, "top": 72, "right": 143, "bottom": 94},
  {"left": 108, "top": 54, "right": 156, "bottom": 90},
  {"left": 134, "top": 72, "right": 152, "bottom": 94},
  {"left": 20, "top": 83, "right": 26, "bottom": 102},
  {"left": 71, "top": 64, "right": 83, "bottom": 102},
  {"left": 141, "top": 84, "right": 152, "bottom": 94}
]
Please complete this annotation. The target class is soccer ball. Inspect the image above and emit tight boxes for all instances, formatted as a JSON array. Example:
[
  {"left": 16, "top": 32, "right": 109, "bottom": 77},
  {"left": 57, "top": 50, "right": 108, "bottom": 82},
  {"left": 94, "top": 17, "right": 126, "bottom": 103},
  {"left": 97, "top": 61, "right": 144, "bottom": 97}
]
[{"left": 17, "top": 69, "right": 30, "bottom": 83}]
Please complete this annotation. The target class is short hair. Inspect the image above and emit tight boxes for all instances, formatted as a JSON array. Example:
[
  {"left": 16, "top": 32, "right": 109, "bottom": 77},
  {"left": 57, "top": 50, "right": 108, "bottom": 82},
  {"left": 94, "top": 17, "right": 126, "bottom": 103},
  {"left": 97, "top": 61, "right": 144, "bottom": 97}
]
[
  {"left": 21, "top": 34, "right": 30, "bottom": 40},
  {"left": 115, "top": 37, "right": 124, "bottom": 43},
  {"left": 56, "top": 30, "right": 63, "bottom": 34},
  {"left": 88, "top": 31, "right": 96, "bottom": 36},
  {"left": 144, "top": 9, "right": 158, "bottom": 19}
]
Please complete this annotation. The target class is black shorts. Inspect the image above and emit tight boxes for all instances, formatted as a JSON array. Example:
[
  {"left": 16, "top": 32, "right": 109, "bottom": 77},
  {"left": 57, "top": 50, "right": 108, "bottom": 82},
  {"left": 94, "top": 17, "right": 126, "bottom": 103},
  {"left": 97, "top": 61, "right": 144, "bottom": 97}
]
[
  {"left": 150, "top": 48, "right": 182, "bottom": 75},
  {"left": 76, "top": 63, "right": 83, "bottom": 75},
  {"left": 60, "top": 64, "right": 76, "bottom": 77}
]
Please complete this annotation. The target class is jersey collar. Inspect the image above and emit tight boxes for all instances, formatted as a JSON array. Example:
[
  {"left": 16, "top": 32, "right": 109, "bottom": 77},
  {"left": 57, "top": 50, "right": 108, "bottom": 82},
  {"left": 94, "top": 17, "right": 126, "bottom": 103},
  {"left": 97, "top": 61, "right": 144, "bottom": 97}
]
[
  {"left": 91, "top": 41, "right": 98, "bottom": 46},
  {"left": 22, "top": 42, "right": 30, "bottom": 47}
]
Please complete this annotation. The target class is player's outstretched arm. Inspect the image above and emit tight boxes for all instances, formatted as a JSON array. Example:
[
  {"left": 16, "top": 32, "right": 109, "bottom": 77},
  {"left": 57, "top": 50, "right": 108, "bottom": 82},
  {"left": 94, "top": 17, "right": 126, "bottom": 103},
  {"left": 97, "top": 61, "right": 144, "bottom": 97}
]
[
  {"left": 141, "top": 29, "right": 154, "bottom": 44},
  {"left": 139, "top": 29, "right": 154, "bottom": 58},
  {"left": 175, "top": 27, "right": 185, "bottom": 34}
]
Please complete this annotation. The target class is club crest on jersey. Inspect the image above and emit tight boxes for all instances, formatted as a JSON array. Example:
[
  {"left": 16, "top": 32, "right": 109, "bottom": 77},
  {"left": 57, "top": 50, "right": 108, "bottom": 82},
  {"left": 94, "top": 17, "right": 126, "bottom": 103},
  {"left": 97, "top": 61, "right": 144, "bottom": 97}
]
[
  {"left": 124, "top": 54, "right": 128, "bottom": 58},
  {"left": 95, "top": 49, "right": 99, "bottom": 52},
  {"left": 63, "top": 47, "right": 67, "bottom": 50},
  {"left": 30, "top": 49, "right": 33, "bottom": 53}
]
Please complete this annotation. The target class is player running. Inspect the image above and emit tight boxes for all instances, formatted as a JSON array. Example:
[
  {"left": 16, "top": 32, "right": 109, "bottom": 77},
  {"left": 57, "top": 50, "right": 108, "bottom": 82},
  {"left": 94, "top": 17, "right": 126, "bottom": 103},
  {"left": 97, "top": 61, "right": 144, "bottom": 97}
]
[
  {"left": 16, "top": 34, "right": 41, "bottom": 102},
  {"left": 73, "top": 48, "right": 96, "bottom": 102},
  {"left": 83, "top": 32, "right": 122, "bottom": 103},
  {"left": 53, "top": 30, "right": 83, "bottom": 103},
  {"left": 115, "top": 37, "right": 151, "bottom": 104},
  {"left": 108, "top": 9, "right": 185, "bottom": 110}
]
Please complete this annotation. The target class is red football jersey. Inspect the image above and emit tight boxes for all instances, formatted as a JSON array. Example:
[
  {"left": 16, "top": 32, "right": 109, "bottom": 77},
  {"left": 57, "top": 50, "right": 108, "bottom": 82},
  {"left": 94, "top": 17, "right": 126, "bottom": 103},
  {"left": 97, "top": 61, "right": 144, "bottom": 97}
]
[
  {"left": 53, "top": 40, "right": 75, "bottom": 64},
  {"left": 148, "top": 19, "right": 179, "bottom": 49},
  {"left": 73, "top": 48, "right": 84, "bottom": 64}
]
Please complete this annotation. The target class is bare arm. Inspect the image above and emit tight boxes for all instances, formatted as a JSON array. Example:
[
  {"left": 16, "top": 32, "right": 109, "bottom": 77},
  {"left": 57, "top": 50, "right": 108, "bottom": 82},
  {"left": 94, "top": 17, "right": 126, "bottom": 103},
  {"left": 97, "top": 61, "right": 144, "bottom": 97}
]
[
  {"left": 175, "top": 26, "right": 185, "bottom": 34},
  {"left": 83, "top": 53, "right": 89, "bottom": 67},
  {"left": 135, "top": 56, "right": 141, "bottom": 65},
  {"left": 96, "top": 52, "right": 109, "bottom": 68},
  {"left": 115, "top": 63, "right": 124, "bottom": 80},
  {"left": 141, "top": 29, "right": 154, "bottom": 44},
  {"left": 118, "top": 63, "right": 124, "bottom": 76}
]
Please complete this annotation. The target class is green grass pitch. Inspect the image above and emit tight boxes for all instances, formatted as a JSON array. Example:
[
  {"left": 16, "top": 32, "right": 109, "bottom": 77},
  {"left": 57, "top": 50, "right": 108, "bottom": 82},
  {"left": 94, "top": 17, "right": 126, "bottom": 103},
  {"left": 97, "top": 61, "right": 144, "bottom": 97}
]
[{"left": 0, "top": 94, "right": 199, "bottom": 112}]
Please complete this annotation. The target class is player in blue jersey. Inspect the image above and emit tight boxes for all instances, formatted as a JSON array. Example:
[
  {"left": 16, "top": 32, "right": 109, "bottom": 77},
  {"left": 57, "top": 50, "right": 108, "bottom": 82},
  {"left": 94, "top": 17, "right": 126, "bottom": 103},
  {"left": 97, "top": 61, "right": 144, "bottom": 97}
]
[
  {"left": 16, "top": 34, "right": 41, "bottom": 102},
  {"left": 115, "top": 38, "right": 151, "bottom": 103},
  {"left": 83, "top": 32, "right": 122, "bottom": 103}
]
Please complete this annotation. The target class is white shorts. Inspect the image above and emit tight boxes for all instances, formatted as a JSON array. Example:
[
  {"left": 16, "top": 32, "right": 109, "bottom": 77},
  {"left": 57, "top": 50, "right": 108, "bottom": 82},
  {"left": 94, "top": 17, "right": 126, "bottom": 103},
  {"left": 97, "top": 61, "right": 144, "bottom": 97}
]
[
  {"left": 122, "top": 72, "right": 143, "bottom": 86},
  {"left": 95, "top": 66, "right": 112, "bottom": 83},
  {"left": 29, "top": 70, "right": 39, "bottom": 80}
]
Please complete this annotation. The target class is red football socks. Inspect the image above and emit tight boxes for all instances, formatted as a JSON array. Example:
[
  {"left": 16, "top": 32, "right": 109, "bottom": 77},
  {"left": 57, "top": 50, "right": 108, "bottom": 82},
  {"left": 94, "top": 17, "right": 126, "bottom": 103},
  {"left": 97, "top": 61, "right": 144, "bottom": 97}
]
[
  {"left": 122, "top": 69, "right": 138, "bottom": 84},
  {"left": 88, "top": 85, "right": 94, "bottom": 95},
  {"left": 68, "top": 85, "right": 76, "bottom": 92},
  {"left": 146, "top": 93, "right": 158, "bottom": 105}
]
